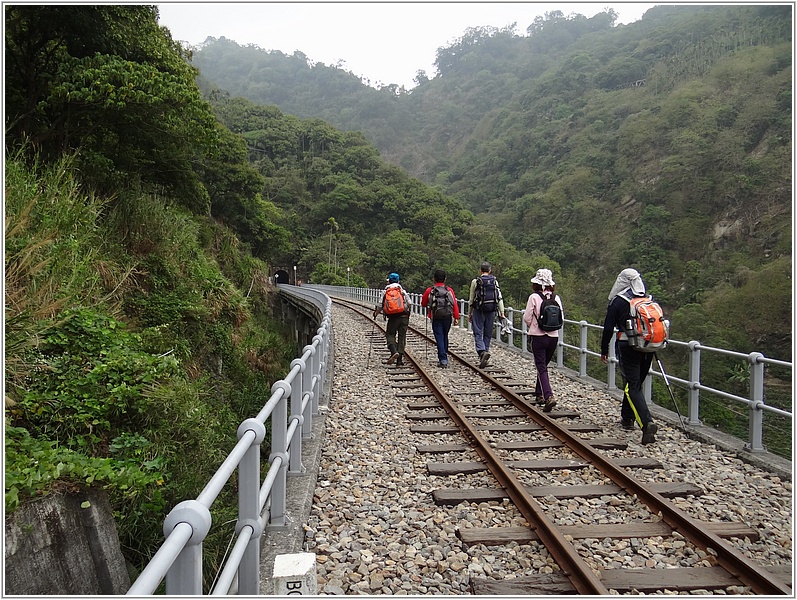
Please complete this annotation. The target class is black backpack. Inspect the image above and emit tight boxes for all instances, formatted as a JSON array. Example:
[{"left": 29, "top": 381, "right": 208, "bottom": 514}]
[
  {"left": 473, "top": 275, "right": 497, "bottom": 311},
  {"left": 537, "top": 292, "right": 563, "bottom": 331},
  {"left": 429, "top": 286, "right": 454, "bottom": 318}
]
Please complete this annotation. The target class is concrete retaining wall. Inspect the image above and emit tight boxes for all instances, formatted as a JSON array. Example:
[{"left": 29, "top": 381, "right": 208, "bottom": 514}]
[{"left": 5, "top": 488, "right": 130, "bottom": 595}]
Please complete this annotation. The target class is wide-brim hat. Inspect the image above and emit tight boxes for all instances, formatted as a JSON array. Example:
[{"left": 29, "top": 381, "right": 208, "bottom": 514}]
[{"left": 531, "top": 268, "right": 555, "bottom": 287}]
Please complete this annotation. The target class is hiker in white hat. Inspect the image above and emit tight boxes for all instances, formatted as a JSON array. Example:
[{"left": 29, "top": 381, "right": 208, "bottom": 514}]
[{"left": 523, "top": 268, "right": 564, "bottom": 413}]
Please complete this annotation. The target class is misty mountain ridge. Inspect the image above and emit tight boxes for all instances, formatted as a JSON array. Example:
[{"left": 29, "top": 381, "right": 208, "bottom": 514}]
[{"left": 189, "top": 4, "right": 792, "bottom": 360}]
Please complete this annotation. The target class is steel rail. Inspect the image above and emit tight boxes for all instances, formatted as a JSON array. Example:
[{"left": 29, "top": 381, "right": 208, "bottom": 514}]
[
  {"left": 468, "top": 364, "right": 792, "bottom": 596},
  {"left": 408, "top": 351, "right": 609, "bottom": 595},
  {"left": 337, "top": 299, "right": 789, "bottom": 595}
]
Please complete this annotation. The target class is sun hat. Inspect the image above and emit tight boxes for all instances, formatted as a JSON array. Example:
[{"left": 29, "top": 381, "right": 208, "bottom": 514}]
[
  {"left": 387, "top": 272, "right": 400, "bottom": 283},
  {"left": 608, "top": 268, "right": 645, "bottom": 300},
  {"left": 530, "top": 268, "right": 555, "bottom": 287}
]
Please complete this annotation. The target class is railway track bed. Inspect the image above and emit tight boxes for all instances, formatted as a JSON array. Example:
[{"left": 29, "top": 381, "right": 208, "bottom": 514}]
[{"left": 306, "top": 301, "right": 792, "bottom": 595}]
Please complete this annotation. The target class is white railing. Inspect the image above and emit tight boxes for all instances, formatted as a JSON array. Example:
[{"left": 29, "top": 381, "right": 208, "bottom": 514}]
[
  {"left": 127, "top": 286, "right": 331, "bottom": 595},
  {"left": 315, "top": 284, "right": 792, "bottom": 455}
]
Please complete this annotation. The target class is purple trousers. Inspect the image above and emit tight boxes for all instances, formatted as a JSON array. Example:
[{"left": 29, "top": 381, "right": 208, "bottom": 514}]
[{"left": 531, "top": 334, "right": 558, "bottom": 400}]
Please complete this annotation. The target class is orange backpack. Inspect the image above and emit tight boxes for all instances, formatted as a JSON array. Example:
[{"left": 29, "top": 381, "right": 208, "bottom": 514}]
[
  {"left": 622, "top": 295, "right": 669, "bottom": 352},
  {"left": 383, "top": 286, "right": 406, "bottom": 315}
]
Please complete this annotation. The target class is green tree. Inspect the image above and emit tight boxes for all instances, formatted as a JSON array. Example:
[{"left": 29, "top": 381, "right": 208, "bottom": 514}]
[{"left": 5, "top": 5, "right": 217, "bottom": 210}]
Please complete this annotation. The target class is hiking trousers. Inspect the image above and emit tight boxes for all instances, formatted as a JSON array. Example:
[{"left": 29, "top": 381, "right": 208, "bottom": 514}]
[
  {"left": 531, "top": 334, "right": 558, "bottom": 401},
  {"left": 431, "top": 316, "right": 453, "bottom": 364},
  {"left": 471, "top": 308, "right": 496, "bottom": 353},
  {"left": 616, "top": 341, "right": 654, "bottom": 426},
  {"left": 385, "top": 313, "right": 410, "bottom": 356}
]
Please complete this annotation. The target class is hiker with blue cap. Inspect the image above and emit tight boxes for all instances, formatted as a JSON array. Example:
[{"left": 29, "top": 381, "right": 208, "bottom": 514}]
[{"left": 373, "top": 272, "right": 411, "bottom": 366}]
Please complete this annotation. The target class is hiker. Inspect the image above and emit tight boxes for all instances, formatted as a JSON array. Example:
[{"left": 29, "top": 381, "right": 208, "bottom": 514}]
[
  {"left": 467, "top": 261, "right": 506, "bottom": 368},
  {"left": 600, "top": 268, "right": 658, "bottom": 445},
  {"left": 523, "top": 268, "right": 563, "bottom": 413},
  {"left": 373, "top": 272, "right": 412, "bottom": 366},
  {"left": 420, "top": 269, "right": 460, "bottom": 368}
]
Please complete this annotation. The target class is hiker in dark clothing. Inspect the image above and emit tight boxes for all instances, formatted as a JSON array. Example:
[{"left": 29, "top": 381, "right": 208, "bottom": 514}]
[
  {"left": 467, "top": 261, "right": 506, "bottom": 369},
  {"left": 600, "top": 268, "right": 658, "bottom": 445},
  {"left": 373, "top": 272, "right": 411, "bottom": 366},
  {"left": 420, "top": 269, "right": 460, "bottom": 368}
]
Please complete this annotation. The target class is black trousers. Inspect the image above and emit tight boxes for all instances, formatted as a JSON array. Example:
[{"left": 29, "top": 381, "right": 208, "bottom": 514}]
[{"left": 616, "top": 341, "right": 654, "bottom": 425}]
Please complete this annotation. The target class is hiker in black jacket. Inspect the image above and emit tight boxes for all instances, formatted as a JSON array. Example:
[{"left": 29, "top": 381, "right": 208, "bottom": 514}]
[{"left": 600, "top": 268, "right": 658, "bottom": 445}]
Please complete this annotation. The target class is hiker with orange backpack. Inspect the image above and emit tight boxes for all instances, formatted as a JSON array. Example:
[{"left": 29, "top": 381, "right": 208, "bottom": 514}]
[
  {"left": 373, "top": 272, "right": 412, "bottom": 366},
  {"left": 600, "top": 268, "right": 663, "bottom": 445}
]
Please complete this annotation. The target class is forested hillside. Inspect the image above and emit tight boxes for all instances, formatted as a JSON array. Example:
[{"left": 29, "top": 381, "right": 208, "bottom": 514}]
[
  {"left": 4, "top": 4, "right": 550, "bottom": 579},
  {"left": 191, "top": 5, "right": 792, "bottom": 362},
  {"left": 3, "top": 4, "right": 792, "bottom": 581}
]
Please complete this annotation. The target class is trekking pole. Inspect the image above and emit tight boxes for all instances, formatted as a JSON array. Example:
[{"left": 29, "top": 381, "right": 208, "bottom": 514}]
[
  {"left": 366, "top": 317, "right": 377, "bottom": 369},
  {"left": 654, "top": 352, "right": 687, "bottom": 431}
]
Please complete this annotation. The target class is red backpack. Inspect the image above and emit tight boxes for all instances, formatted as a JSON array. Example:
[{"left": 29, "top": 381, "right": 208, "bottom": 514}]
[{"left": 383, "top": 287, "right": 406, "bottom": 315}]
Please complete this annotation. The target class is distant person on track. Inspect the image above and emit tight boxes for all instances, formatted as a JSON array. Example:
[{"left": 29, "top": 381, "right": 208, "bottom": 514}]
[
  {"left": 600, "top": 268, "right": 658, "bottom": 445},
  {"left": 467, "top": 261, "right": 506, "bottom": 369},
  {"left": 421, "top": 269, "right": 460, "bottom": 368},
  {"left": 523, "top": 268, "right": 563, "bottom": 413},
  {"left": 373, "top": 272, "right": 412, "bottom": 367}
]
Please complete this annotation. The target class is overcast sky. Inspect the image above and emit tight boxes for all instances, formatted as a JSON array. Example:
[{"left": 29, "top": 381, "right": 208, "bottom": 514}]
[{"left": 156, "top": 2, "right": 660, "bottom": 89}]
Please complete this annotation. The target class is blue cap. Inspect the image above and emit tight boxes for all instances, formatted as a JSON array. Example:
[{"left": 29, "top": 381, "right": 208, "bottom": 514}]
[{"left": 387, "top": 272, "right": 400, "bottom": 283}]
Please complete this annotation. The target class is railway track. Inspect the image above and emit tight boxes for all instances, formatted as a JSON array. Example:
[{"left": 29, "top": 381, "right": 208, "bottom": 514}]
[{"left": 336, "top": 298, "right": 792, "bottom": 595}]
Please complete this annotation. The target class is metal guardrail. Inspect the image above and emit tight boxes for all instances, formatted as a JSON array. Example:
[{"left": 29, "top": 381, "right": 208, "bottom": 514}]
[
  {"left": 127, "top": 286, "right": 331, "bottom": 595},
  {"left": 314, "top": 284, "right": 792, "bottom": 455}
]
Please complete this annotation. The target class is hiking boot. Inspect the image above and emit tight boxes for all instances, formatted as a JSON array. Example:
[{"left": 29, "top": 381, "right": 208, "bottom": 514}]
[
  {"left": 621, "top": 419, "right": 635, "bottom": 430},
  {"left": 641, "top": 422, "right": 658, "bottom": 445},
  {"left": 479, "top": 351, "right": 490, "bottom": 368},
  {"left": 395, "top": 354, "right": 404, "bottom": 367},
  {"left": 535, "top": 395, "right": 545, "bottom": 406},
  {"left": 543, "top": 396, "right": 557, "bottom": 413},
  {"left": 387, "top": 352, "right": 399, "bottom": 364}
]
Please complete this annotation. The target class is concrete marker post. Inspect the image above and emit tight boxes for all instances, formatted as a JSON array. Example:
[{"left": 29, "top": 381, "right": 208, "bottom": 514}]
[{"left": 272, "top": 553, "right": 317, "bottom": 595}]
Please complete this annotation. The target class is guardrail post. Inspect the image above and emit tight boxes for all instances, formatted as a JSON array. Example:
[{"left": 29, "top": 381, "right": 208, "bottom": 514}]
[
  {"left": 289, "top": 359, "right": 306, "bottom": 473},
  {"left": 607, "top": 341, "right": 617, "bottom": 391},
  {"left": 556, "top": 324, "right": 564, "bottom": 367},
  {"left": 269, "top": 381, "right": 291, "bottom": 526},
  {"left": 313, "top": 333, "right": 326, "bottom": 415},
  {"left": 746, "top": 352, "right": 766, "bottom": 453},
  {"left": 506, "top": 308, "right": 515, "bottom": 348},
  {"left": 237, "top": 419, "right": 266, "bottom": 595},
  {"left": 302, "top": 345, "right": 315, "bottom": 435},
  {"left": 687, "top": 341, "right": 702, "bottom": 425},
  {"left": 579, "top": 321, "right": 588, "bottom": 377},
  {"left": 164, "top": 500, "right": 212, "bottom": 595}
]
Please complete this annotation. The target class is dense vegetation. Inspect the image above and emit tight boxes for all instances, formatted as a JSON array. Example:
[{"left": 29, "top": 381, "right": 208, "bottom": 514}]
[
  {"left": 5, "top": 5, "right": 298, "bottom": 583},
  {"left": 3, "top": 4, "right": 548, "bottom": 582},
  {"left": 4, "top": 3, "right": 791, "bottom": 586}
]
